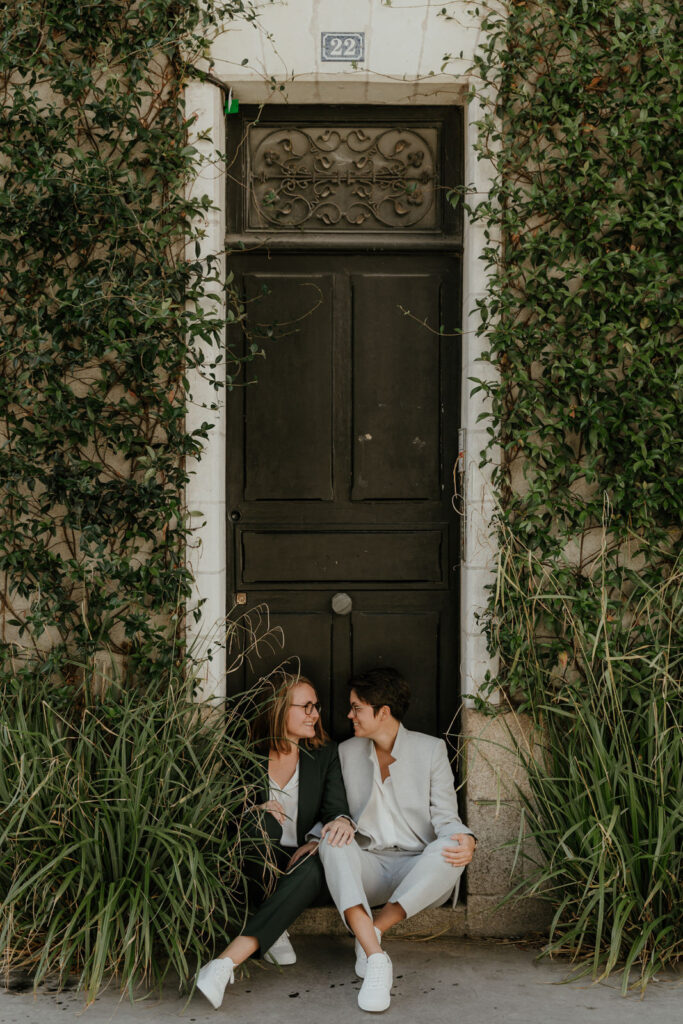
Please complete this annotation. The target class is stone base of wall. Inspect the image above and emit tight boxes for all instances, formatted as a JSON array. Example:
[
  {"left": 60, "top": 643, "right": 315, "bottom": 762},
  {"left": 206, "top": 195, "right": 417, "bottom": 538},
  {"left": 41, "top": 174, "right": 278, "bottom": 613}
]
[
  {"left": 290, "top": 901, "right": 550, "bottom": 939},
  {"left": 290, "top": 906, "right": 466, "bottom": 937},
  {"left": 465, "top": 896, "right": 551, "bottom": 938}
]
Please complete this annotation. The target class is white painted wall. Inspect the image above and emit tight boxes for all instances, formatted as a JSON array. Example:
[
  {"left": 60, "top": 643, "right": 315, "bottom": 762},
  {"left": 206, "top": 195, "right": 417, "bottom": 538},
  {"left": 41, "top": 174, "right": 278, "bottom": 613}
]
[
  {"left": 184, "top": 81, "right": 229, "bottom": 703},
  {"left": 209, "top": 0, "right": 481, "bottom": 104},
  {"left": 186, "top": 0, "right": 498, "bottom": 705}
]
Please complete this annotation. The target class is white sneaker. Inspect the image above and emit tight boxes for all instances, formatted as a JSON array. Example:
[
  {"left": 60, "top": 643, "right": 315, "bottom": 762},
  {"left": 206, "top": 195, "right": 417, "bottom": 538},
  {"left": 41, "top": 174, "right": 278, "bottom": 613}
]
[
  {"left": 358, "top": 952, "right": 393, "bottom": 1013},
  {"left": 355, "top": 925, "right": 383, "bottom": 979},
  {"left": 196, "top": 957, "right": 235, "bottom": 1010},
  {"left": 264, "top": 930, "right": 297, "bottom": 965}
]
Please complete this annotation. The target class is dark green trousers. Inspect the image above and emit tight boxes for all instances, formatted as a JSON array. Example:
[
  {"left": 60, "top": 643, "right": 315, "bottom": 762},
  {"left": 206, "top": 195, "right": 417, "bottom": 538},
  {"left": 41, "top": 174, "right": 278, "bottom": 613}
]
[{"left": 243, "top": 842, "right": 324, "bottom": 956}]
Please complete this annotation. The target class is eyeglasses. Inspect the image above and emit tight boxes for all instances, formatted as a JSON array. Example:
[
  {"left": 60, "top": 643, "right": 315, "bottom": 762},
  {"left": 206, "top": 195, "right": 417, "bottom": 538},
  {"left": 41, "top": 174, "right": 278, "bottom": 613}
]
[
  {"left": 290, "top": 702, "right": 322, "bottom": 715},
  {"left": 349, "top": 703, "right": 379, "bottom": 717}
]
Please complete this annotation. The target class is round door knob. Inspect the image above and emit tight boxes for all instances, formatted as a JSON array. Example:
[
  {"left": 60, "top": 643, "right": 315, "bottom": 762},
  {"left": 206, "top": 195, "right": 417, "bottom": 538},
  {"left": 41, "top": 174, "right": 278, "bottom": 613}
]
[
  {"left": 230, "top": 510, "right": 241, "bottom": 522},
  {"left": 331, "top": 592, "right": 353, "bottom": 616}
]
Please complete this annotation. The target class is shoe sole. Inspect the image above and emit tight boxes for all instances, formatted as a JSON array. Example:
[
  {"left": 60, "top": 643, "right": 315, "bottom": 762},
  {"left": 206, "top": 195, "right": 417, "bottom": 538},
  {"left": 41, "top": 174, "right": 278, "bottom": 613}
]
[
  {"left": 358, "top": 995, "right": 391, "bottom": 1013},
  {"left": 196, "top": 980, "right": 221, "bottom": 1010}
]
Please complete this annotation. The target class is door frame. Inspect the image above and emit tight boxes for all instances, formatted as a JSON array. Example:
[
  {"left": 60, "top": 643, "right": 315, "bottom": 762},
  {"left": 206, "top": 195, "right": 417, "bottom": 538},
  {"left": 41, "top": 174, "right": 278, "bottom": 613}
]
[{"left": 183, "top": 82, "right": 499, "bottom": 716}]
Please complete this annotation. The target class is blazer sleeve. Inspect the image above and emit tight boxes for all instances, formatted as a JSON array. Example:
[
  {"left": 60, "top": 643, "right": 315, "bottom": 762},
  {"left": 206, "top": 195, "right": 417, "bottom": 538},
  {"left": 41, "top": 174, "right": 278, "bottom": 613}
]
[
  {"left": 430, "top": 739, "right": 475, "bottom": 839},
  {"left": 317, "top": 743, "right": 352, "bottom": 826}
]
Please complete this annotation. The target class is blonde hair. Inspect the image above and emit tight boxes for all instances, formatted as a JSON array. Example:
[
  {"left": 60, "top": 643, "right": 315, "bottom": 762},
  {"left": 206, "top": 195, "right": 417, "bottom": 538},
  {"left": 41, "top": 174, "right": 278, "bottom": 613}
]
[{"left": 251, "top": 670, "right": 329, "bottom": 755}]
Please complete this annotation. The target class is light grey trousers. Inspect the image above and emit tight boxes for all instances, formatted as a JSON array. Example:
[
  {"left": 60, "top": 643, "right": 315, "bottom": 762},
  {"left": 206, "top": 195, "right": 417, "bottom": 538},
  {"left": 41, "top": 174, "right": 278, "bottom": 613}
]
[{"left": 318, "top": 835, "right": 464, "bottom": 923}]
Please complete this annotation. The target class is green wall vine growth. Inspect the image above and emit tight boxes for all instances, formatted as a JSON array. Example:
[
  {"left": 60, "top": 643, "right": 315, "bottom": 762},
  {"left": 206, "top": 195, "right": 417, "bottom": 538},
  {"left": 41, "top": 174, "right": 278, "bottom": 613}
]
[
  {"left": 461, "top": 0, "right": 681, "bottom": 699},
  {"left": 0, "top": 1, "right": 255, "bottom": 684},
  {"left": 455, "top": 0, "right": 682, "bottom": 983}
]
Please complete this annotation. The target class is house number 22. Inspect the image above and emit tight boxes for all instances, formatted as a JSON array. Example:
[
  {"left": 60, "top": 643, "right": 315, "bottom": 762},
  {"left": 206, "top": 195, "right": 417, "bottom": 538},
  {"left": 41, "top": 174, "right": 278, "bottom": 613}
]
[{"left": 321, "top": 32, "right": 365, "bottom": 62}]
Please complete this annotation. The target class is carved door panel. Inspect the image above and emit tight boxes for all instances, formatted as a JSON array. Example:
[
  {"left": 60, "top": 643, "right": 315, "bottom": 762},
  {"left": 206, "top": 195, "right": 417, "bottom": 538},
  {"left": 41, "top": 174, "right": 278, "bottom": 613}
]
[{"left": 225, "top": 108, "right": 463, "bottom": 740}]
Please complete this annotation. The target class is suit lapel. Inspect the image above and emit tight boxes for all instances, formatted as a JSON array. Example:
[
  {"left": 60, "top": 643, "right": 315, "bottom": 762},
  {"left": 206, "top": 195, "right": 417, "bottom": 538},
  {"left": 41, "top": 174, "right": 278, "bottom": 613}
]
[
  {"left": 348, "top": 740, "right": 375, "bottom": 820},
  {"left": 296, "top": 745, "right": 317, "bottom": 846},
  {"left": 385, "top": 723, "right": 412, "bottom": 793}
]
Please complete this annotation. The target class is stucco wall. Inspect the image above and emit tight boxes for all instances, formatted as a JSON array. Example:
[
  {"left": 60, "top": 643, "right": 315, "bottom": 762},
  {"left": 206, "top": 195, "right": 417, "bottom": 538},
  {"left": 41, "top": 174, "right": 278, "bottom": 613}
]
[{"left": 208, "top": 0, "right": 480, "bottom": 104}]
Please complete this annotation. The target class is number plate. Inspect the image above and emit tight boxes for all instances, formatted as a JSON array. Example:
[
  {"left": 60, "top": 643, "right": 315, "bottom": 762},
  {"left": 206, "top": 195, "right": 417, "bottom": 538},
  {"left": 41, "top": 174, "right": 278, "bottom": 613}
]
[{"left": 321, "top": 32, "right": 365, "bottom": 63}]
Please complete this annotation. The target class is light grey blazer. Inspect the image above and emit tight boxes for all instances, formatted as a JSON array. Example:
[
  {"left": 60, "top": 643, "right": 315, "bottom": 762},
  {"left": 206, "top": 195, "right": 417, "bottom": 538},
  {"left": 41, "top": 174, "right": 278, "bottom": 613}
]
[{"left": 338, "top": 723, "right": 474, "bottom": 847}]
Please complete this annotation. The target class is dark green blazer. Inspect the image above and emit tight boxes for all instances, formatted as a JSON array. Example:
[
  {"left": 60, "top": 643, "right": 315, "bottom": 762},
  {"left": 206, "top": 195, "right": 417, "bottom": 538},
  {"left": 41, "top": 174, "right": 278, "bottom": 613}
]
[{"left": 259, "top": 741, "right": 350, "bottom": 848}]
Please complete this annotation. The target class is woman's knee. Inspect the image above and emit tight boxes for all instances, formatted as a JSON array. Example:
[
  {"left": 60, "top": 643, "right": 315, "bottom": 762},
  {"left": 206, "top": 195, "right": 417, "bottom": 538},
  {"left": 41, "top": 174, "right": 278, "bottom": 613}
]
[
  {"left": 318, "top": 835, "right": 359, "bottom": 864},
  {"left": 289, "top": 852, "right": 325, "bottom": 894},
  {"left": 419, "top": 839, "right": 466, "bottom": 884}
]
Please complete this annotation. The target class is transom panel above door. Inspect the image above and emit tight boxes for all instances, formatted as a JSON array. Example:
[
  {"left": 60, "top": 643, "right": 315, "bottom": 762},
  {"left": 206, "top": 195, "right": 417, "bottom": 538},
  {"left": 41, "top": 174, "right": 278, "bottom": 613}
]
[{"left": 225, "top": 107, "right": 463, "bottom": 740}]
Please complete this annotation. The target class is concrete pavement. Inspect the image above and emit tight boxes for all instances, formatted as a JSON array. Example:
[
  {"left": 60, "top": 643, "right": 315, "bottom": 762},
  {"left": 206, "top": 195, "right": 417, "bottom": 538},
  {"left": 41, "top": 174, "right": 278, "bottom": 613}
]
[{"left": 1, "top": 935, "right": 680, "bottom": 1024}]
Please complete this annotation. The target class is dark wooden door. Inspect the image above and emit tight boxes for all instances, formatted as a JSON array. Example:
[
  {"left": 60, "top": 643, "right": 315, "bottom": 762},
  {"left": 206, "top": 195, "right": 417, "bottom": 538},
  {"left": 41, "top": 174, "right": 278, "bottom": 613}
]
[{"left": 225, "top": 108, "right": 462, "bottom": 740}]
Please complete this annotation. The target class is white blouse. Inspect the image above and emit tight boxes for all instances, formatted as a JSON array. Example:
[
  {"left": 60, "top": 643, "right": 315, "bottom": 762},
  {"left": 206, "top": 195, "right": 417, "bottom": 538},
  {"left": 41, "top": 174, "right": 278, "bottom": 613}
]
[
  {"left": 355, "top": 746, "right": 424, "bottom": 852},
  {"left": 268, "top": 761, "right": 300, "bottom": 848}
]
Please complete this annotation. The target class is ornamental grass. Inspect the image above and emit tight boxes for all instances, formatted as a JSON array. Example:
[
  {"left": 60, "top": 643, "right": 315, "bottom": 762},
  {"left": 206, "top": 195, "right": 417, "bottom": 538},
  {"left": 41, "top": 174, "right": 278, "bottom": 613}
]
[
  {"left": 0, "top": 666, "right": 272, "bottom": 1001},
  {"left": 489, "top": 539, "right": 682, "bottom": 993}
]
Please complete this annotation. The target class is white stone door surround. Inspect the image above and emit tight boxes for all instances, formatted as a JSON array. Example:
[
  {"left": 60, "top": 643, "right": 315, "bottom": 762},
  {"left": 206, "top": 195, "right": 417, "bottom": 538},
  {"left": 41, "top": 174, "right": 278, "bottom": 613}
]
[{"left": 184, "top": 0, "right": 498, "bottom": 708}]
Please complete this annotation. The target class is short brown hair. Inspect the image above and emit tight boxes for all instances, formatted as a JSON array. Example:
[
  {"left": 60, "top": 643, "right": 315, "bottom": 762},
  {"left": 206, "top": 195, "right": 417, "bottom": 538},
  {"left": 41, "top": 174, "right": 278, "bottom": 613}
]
[
  {"left": 348, "top": 667, "right": 411, "bottom": 722},
  {"left": 251, "top": 670, "right": 329, "bottom": 754}
]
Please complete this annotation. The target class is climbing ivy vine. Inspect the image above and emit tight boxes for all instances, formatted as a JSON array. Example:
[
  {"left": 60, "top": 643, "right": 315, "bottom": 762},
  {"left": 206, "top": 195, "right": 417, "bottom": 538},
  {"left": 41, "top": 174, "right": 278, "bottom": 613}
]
[
  {"left": 457, "top": 0, "right": 681, "bottom": 700},
  {"left": 0, "top": 1, "right": 258, "bottom": 685},
  {"left": 451, "top": 0, "right": 682, "bottom": 983}
]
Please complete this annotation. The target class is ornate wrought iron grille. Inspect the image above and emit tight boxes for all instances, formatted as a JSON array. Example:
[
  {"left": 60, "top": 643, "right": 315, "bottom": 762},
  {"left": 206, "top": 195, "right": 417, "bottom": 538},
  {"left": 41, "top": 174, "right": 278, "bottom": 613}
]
[{"left": 247, "top": 124, "right": 440, "bottom": 232}]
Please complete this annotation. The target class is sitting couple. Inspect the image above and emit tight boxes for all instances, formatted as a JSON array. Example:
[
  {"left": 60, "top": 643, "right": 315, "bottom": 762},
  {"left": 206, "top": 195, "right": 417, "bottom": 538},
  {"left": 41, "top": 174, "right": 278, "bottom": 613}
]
[{"left": 197, "top": 666, "right": 476, "bottom": 1013}]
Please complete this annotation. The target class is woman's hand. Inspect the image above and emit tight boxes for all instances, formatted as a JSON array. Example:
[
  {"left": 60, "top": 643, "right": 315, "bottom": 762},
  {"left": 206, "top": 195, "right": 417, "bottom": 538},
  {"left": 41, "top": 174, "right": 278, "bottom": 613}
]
[
  {"left": 258, "top": 799, "right": 286, "bottom": 825},
  {"left": 321, "top": 816, "right": 355, "bottom": 847},
  {"left": 441, "top": 833, "right": 476, "bottom": 867},
  {"left": 286, "top": 840, "right": 319, "bottom": 870}
]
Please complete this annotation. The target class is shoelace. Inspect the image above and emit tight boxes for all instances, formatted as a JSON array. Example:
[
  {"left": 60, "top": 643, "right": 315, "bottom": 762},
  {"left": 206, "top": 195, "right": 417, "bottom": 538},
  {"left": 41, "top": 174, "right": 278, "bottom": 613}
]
[{"left": 364, "top": 958, "right": 391, "bottom": 989}]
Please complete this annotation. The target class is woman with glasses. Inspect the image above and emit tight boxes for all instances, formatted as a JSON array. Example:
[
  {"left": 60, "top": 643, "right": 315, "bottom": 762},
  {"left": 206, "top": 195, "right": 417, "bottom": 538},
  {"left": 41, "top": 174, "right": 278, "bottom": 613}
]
[{"left": 196, "top": 671, "right": 354, "bottom": 1010}]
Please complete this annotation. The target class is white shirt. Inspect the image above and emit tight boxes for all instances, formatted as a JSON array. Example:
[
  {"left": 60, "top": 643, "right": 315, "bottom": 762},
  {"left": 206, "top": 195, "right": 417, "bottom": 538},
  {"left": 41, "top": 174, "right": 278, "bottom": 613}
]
[
  {"left": 355, "top": 746, "right": 424, "bottom": 852},
  {"left": 269, "top": 761, "right": 299, "bottom": 848}
]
